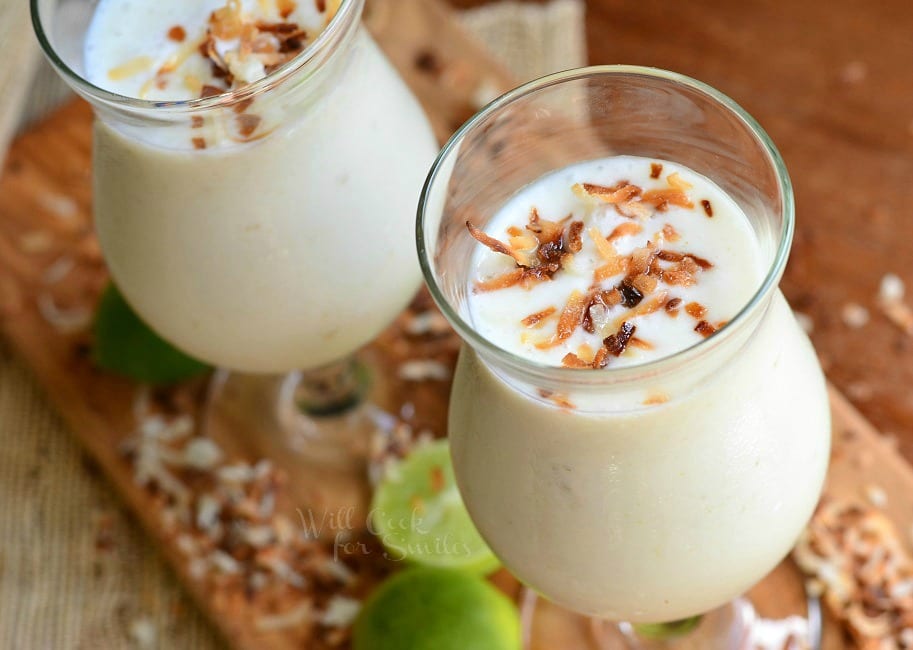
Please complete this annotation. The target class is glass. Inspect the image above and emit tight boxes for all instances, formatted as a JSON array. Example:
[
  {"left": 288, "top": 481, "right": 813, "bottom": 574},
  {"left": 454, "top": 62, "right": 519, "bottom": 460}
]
[
  {"left": 33, "top": 0, "right": 440, "bottom": 525},
  {"left": 417, "top": 66, "right": 831, "bottom": 648}
]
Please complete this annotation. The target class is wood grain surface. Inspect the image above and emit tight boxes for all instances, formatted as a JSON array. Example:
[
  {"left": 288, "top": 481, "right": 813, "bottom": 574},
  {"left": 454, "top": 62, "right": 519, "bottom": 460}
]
[{"left": 451, "top": 0, "right": 913, "bottom": 461}]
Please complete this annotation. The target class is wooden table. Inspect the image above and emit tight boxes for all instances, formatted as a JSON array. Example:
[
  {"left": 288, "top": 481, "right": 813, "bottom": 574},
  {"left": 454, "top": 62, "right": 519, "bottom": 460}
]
[{"left": 453, "top": 0, "right": 913, "bottom": 460}]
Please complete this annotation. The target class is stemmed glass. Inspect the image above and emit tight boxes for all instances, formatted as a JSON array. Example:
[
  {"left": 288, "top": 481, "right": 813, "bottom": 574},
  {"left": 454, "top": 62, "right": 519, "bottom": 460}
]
[
  {"left": 417, "top": 66, "right": 831, "bottom": 647},
  {"left": 32, "top": 0, "right": 440, "bottom": 523}
]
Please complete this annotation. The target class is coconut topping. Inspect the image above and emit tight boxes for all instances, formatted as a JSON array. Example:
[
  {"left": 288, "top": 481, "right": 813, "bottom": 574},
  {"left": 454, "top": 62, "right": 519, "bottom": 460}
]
[{"left": 468, "top": 161, "right": 739, "bottom": 370}]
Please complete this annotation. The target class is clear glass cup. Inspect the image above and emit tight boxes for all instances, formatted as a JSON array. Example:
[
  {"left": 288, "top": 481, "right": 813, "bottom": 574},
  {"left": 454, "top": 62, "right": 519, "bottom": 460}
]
[
  {"left": 32, "top": 0, "right": 440, "bottom": 525},
  {"left": 417, "top": 66, "right": 831, "bottom": 648}
]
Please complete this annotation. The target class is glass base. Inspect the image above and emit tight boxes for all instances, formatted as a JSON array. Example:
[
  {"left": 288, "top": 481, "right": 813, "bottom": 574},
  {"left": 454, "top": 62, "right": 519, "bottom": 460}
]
[
  {"left": 521, "top": 589, "right": 819, "bottom": 650},
  {"left": 204, "top": 352, "right": 393, "bottom": 540}
]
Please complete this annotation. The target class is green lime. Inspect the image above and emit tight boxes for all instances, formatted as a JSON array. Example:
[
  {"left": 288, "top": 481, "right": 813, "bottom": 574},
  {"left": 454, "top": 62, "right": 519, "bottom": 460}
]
[
  {"left": 370, "top": 438, "right": 500, "bottom": 575},
  {"left": 634, "top": 616, "right": 702, "bottom": 639},
  {"left": 353, "top": 567, "right": 521, "bottom": 650},
  {"left": 93, "top": 283, "right": 211, "bottom": 385}
]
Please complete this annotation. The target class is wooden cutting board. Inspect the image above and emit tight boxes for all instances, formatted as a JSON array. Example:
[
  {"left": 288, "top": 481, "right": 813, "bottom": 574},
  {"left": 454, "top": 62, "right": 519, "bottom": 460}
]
[{"left": 0, "top": 0, "right": 910, "bottom": 648}]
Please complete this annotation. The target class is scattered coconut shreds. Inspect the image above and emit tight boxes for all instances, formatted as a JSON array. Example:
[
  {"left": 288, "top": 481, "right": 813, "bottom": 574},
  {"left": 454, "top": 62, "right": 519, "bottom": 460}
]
[
  {"left": 129, "top": 617, "right": 158, "bottom": 649},
  {"left": 841, "top": 302, "right": 870, "bottom": 329},
  {"left": 255, "top": 602, "right": 313, "bottom": 633},
  {"left": 121, "top": 389, "right": 374, "bottom": 642},
  {"left": 321, "top": 595, "right": 362, "bottom": 627},
  {"left": 404, "top": 310, "right": 451, "bottom": 337},
  {"left": 37, "top": 193, "right": 79, "bottom": 221},
  {"left": 747, "top": 615, "right": 811, "bottom": 650},
  {"left": 878, "top": 273, "right": 913, "bottom": 335},
  {"left": 864, "top": 484, "right": 888, "bottom": 508},
  {"left": 793, "top": 499, "right": 913, "bottom": 649},
  {"left": 398, "top": 359, "right": 451, "bottom": 382},
  {"left": 36, "top": 292, "right": 92, "bottom": 334},
  {"left": 18, "top": 230, "right": 55, "bottom": 254},
  {"left": 42, "top": 256, "right": 76, "bottom": 285},
  {"left": 537, "top": 388, "right": 576, "bottom": 410}
]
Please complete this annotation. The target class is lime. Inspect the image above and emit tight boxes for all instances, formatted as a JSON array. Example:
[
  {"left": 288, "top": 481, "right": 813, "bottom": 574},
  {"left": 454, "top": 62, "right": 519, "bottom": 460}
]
[
  {"left": 353, "top": 567, "right": 521, "bottom": 650},
  {"left": 93, "top": 283, "right": 210, "bottom": 385},
  {"left": 370, "top": 438, "right": 500, "bottom": 575}
]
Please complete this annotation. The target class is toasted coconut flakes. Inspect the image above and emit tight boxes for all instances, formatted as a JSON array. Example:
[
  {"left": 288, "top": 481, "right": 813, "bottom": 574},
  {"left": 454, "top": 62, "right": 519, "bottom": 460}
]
[
  {"left": 192, "top": 137, "right": 207, "bottom": 150},
  {"left": 629, "top": 274, "right": 658, "bottom": 296},
  {"left": 217, "top": 463, "right": 256, "bottom": 484},
  {"left": 616, "top": 200, "right": 653, "bottom": 219},
  {"left": 256, "top": 602, "right": 312, "bottom": 632},
  {"left": 38, "top": 193, "right": 78, "bottom": 221},
  {"left": 181, "top": 437, "right": 223, "bottom": 470},
  {"left": 323, "top": 558, "right": 355, "bottom": 585},
  {"left": 608, "top": 222, "right": 643, "bottom": 241},
  {"left": 537, "top": 389, "right": 575, "bottom": 409},
  {"left": 37, "top": 293, "right": 92, "bottom": 333},
  {"left": 864, "top": 484, "right": 888, "bottom": 508},
  {"left": 642, "top": 188, "right": 694, "bottom": 211},
  {"left": 841, "top": 302, "right": 870, "bottom": 329},
  {"left": 19, "top": 231, "right": 54, "bottom": 254},
  {"left": 794, "top": 498, "right": 913, "bottom": 647},
  {"left": 880, "top": 274, "right": 905, "bottom": 303},
  {"left": 662, "top": 223, "right": 681, "bottom": 242},
  {"left": 168, "top": 25, "right": 187, "bottom": 42},
  {"left": 321, "top": 596, "right": 361, "bottom": 628},
  {"left": 210, "top": 550, "right": 242, "bottom": 574},
  {"left": 43, "top": 256, "right": 75, "bottom": 285},
  {"left": 611, "top": 291, "right": 669, "bottom": 331},
  {"left": 566, "top": 221, "right": 584, "bottom": 253},
  {"left": 398, "top": 360, "right": 450, "bottom": 382},
  {"left": 466, "top": 221, "right": 527, "bottom": 266},
  {"left": 521, "top": 306, "right": 556, "bottom": 328},
  {"left": 618, "top": 280, "right": 644, "bottom": 308},
  {"left": 878, "top": 274, "right": 913, "bottom": 334},
  {"left": 685, "top": 302, "right": 707, "bottom": 319},
  {"left": 666, "top": 172, "right": 693, "bottom": 191},
  {"left": 629, "top": 337, "right": 654, "bottom": 351},
  {"left": 474, "top": 267, "right": 526, "bottom": 292},
  {"left": 196, "top": 494, "right": 222, "bottom": 531},
  {"left": 129, "top": 618, "right": 158, "bottom": 649},
  {"left": 628, "top": 243, "right": 658, "bottom": 276},
  {"left": 561, "top": 352, "right": 592, "bottom": 368},
  {"left": 650, "top": 162, "right": 663, "bottom": 179},
  {"left": 594, "top": 258, "right": 628, "bottom": 282},
  {"left": 603, "top": 322, "right": 636, "bottom": 357},
  {"left": 643, "top": 392, "right": 669, "bottom": 405},
  {"left": 576, "top": 182, "right": 642, "bottom": 204},
  {"left": 536, "top": 290, "right": 588, "bottom": 349},
  {"left": 108, "top": 56, "right": 154, "bottom": 81},
  {"left": 405, "top": 310, "right": 451, "bottom": 336},
  {"left": 665, "top": 297, "right": 683, "bottom": 315},
  {"left": 656, "top": 250, "right": 713, "bottom": 270},
  {"left": 694, "top": 320, "right": 717, "bottom": 337},
  {"left": 701, "top": 199, "right": 714, "bottom": 217},
  {"left": 237, "top": 113, "right": 262, "bottom": 138}
]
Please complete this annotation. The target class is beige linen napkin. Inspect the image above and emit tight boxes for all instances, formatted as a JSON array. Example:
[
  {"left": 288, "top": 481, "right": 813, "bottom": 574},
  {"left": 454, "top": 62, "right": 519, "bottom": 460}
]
[{"left": 0, "top": 1, "right": 586, "bottom": 647}]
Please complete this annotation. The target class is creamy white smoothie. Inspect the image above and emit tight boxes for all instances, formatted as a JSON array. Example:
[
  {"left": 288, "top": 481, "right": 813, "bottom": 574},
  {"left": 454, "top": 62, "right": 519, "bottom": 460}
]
[
  {"left": 84, "top": 0, "right": 438, "bottom": 372},
  {"left": 449, "top": 156, "right": 831, "bottom": 621}
]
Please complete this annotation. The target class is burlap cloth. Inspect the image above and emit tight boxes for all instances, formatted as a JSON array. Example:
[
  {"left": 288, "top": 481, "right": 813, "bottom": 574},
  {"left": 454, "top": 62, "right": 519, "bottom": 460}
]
[{"left": 0, "top": 2, "right": 586, "bottom": 647}]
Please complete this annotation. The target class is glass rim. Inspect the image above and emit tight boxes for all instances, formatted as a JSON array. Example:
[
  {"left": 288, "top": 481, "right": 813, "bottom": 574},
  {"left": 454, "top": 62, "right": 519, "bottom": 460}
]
[
  {"left": 416, "top": 64, "right": 795, "bottom": 385},
  {"left": 30, "top": 0, "right": 361, "bottom": 113}
]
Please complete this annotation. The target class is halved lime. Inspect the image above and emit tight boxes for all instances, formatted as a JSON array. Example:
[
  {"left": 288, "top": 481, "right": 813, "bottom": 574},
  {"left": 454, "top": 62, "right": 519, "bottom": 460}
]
[
  {"left": 370, "top": 438, "right": 500, "bottom": 575},
  {"left": 353, "top": 567, "right": 521, "bottom": 650}
]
